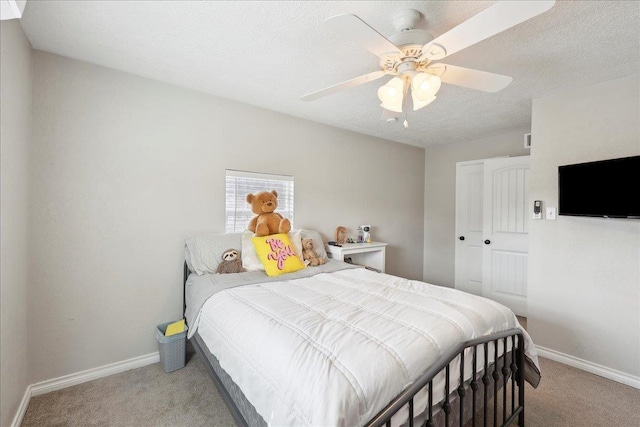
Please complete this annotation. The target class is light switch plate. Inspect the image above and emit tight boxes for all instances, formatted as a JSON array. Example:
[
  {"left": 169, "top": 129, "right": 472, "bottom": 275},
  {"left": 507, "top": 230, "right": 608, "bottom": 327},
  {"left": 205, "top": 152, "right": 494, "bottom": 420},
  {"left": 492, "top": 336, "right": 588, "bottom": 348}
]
[{"left": 546, "top": 207, "right": 557, "bottom": 220}]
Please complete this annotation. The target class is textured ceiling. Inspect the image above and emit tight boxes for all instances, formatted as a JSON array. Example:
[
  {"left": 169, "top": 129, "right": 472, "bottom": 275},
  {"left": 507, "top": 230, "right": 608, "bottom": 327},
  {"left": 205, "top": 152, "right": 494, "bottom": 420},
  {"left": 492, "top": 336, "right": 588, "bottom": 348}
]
[{"left": 19, "top": 1, "right": 640, "bottom": 148}]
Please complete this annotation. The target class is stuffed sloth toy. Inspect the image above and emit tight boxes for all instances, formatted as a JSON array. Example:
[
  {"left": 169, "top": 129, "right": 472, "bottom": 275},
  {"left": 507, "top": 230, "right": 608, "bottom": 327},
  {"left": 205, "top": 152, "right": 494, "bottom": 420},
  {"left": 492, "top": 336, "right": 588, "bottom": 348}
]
[
  {"left": 302, "top": 238, "right": 326, "bottom": 267},
  {"left": 216, "top": 249, "right": 245, "bottom": 274}
]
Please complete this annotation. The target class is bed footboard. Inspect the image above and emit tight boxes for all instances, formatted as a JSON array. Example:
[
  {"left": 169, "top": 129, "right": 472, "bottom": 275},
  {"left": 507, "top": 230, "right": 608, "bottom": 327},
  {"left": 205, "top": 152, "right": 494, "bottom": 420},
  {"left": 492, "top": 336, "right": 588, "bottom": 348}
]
[{"left": 366, "top": 329, "right": 526, "bottom": 427}]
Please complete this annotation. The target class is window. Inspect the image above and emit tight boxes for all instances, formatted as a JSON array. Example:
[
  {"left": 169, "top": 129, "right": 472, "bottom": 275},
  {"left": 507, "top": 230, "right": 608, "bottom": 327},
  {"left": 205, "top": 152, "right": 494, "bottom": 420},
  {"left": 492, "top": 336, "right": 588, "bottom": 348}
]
[{"left": 225, "top": 170, "right": 294, "bottom": 233}]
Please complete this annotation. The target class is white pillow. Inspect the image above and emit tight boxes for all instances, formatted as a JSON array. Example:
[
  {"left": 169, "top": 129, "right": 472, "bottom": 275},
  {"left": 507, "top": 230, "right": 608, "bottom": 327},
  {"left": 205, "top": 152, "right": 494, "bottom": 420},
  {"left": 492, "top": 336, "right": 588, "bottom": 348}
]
[
  {"left": 185, "top": 233, "right": 243, "bottom": 275},
  {"left": 290, "top": 229, "right": 303, "bottom": 261},
  {"left": 298, "top": 229, "right": 327, "bottom": 259},
  {"left": 242, "top": 230, "right": 304, "bottom": 270},
  {"left": 241, "top": 230, "right": 264, "bottom": 271}
]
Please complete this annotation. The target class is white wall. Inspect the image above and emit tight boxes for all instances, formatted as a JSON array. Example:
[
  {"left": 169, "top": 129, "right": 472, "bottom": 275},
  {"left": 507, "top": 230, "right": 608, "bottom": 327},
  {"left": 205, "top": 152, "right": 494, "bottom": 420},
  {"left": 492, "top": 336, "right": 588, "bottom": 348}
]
[
  {"left": 28, "top": 51, "right": 425, "bottom": 384},
  {"left": 0, "top": 20, "right": 32, "bottom": 427},
  {"left": 423, "top": 132, "right": 529, "bottom": 286},
  {"left": 529, "top": 74, "right": 640, "bottom": 378}
]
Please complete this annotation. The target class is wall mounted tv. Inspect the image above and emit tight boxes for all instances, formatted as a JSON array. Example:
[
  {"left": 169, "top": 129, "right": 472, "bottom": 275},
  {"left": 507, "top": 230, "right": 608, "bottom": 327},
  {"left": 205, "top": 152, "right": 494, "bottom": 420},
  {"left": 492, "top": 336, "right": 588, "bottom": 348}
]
[{"left": 558, "top": 155, "right": 640, "bottom": 218}]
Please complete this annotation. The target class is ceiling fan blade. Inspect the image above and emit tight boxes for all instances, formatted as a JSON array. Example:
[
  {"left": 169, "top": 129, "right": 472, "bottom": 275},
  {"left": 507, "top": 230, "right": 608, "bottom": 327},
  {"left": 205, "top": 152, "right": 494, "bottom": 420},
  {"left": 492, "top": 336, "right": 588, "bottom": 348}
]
[
  {"left": 419, "top": 0, "right": 556, "bottom": 61},
  {"left": 300, "top": 71, "right": 386, "bottom": 102},
  {"left": 427, "top": 64, "right": 512, "bottom": 92},
  {"left": 325, "top": 14, "right": 403, "bottom": 58}
]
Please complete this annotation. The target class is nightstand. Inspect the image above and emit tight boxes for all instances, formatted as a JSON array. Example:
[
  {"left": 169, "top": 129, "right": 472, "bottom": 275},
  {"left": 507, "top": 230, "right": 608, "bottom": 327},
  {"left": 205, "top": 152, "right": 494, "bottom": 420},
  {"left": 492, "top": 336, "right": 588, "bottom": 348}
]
[{"left": 325, "top": 242, "right": 387, "bottom": 273}]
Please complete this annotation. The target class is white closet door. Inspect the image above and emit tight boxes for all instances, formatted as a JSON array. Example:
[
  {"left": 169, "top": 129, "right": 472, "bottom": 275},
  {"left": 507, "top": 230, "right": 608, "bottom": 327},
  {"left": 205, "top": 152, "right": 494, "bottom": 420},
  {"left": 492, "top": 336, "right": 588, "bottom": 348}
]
[
  {"left": 454, "top": 161, "right": 485, "bottom": 295},
  {"left": 482, "top": 156, "right": 530, "bottom": 315}
]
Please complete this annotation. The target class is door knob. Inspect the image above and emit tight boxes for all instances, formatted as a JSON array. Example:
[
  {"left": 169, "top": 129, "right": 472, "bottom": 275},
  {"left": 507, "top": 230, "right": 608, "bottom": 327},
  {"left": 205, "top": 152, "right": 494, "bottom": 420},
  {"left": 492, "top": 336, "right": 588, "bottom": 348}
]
[
  {"left": 484, "top": 239, "right": 491, "bottom": 245},
  {"left": 459, "top": 236, "right": 465, "bottom": 241}
]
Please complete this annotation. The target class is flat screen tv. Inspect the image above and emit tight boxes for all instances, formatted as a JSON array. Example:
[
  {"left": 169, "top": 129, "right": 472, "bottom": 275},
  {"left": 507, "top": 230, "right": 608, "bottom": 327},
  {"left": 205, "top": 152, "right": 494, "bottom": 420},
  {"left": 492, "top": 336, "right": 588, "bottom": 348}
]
[{"left": 558, "top": 155, "right": 640, "bottom": 218}]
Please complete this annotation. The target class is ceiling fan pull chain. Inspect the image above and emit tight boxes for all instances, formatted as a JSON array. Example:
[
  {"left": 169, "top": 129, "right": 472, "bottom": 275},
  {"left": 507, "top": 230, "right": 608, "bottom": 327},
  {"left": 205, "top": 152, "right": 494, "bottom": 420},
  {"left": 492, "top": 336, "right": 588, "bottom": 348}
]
[{"left": 402, "top": 77, "right": 410, "bottom": 128}]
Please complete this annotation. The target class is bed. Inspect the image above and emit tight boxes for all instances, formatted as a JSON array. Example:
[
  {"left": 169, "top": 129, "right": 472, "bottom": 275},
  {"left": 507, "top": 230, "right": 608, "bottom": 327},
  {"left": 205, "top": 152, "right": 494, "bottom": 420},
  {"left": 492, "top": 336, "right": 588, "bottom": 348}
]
[{"left": 183, "top": 231, "right": 541, "bottom": 427}]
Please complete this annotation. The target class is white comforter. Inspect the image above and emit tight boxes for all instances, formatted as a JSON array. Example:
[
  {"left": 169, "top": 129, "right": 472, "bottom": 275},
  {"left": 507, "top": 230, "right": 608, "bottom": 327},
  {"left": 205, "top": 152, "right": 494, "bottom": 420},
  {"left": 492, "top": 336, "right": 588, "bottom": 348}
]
[{"left": 196, "top": 268, "right": 539, "bottom": 426}]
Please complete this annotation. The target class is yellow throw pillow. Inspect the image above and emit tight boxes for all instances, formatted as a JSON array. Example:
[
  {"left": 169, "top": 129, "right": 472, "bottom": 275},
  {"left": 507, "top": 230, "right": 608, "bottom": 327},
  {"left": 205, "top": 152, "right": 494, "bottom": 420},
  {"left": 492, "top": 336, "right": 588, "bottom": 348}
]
[{"left": 251, "top": 233, "right": 306, "bottom": 277}]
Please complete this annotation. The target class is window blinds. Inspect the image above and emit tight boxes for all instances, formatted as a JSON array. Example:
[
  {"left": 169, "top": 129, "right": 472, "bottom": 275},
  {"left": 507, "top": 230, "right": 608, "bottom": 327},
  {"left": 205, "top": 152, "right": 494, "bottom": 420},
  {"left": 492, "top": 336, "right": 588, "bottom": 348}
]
[{"left": 225, "top": 170, "right": 295, "bottom": 233}]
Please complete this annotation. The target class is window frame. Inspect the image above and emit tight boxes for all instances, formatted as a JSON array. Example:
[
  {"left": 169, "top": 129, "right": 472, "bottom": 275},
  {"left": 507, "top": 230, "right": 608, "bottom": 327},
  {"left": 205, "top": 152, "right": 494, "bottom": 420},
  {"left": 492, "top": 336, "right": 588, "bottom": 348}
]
[{"left": 224, "top": 169, "right": 294, "bottom": 233}]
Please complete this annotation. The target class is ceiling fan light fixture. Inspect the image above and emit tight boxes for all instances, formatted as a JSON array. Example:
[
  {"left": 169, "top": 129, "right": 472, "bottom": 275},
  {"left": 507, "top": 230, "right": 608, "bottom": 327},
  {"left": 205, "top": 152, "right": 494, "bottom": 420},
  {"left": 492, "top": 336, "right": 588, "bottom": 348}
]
[
  {"left": 380, "top": 102, "right": 403, "bottom": 113},
  {"left": 411, "top": 72, "right": 441, "bottom": 100},
  {"left": 412, "top": 94, "right": 437, "bottom": 111},
  {"left": 378, "top": 77, "right": 404, "bottom": 112}
]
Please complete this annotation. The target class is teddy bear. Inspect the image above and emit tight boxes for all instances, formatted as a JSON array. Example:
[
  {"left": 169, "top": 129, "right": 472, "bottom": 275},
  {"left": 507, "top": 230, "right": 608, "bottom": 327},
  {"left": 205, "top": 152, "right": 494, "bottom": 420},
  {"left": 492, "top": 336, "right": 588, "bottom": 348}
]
[
  {"left": 246, "top": 190, "right": 291, "bottom": 237},
  {"left": 216, "top": 249, "right": 245, "bottom": 274},
  {"left": 301, "top": 238, "right": 326, "bottom": 267}
]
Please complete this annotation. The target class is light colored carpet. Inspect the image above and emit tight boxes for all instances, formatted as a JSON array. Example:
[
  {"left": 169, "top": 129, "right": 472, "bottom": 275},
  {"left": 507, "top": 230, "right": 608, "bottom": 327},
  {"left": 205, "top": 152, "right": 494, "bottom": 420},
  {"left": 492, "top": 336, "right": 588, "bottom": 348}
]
[
  {"left": 21, "top": 342, "right": 640, "bottom": 426},
  {"left": 525, "top": 357, "right": 639, "bottom": 426},
  {"left": 21, "top": 351, "right": 236, "bottom": 427}
]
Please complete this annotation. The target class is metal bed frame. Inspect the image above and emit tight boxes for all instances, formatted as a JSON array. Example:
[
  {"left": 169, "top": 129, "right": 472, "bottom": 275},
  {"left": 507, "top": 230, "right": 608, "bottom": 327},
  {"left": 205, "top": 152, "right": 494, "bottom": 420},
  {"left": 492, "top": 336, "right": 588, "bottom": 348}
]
[{"left": 183, "top": 262, "right": 526, "bottom": 427}]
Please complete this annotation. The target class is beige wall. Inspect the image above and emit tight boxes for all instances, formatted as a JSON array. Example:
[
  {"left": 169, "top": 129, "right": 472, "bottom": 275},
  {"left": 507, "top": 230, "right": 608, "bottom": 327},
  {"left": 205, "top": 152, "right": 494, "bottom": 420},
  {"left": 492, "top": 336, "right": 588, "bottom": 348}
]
[
  {"left": 28, "top": 51, "right": 425, "bottom": 383},
  {"left": 0, "top": 20, "right": 32, "bottom": 427},
  {"left": 528, "top": 74, "right": 640, "bottom": 377},
  {"left": 423, "top": 131, "right": 529, "bottom": 286}
]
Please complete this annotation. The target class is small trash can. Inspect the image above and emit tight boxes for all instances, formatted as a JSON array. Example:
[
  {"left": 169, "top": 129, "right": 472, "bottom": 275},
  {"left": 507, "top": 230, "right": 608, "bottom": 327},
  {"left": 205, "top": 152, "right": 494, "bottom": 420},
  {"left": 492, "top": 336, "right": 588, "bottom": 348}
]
[{"left": 156, "top": 321, "right": 187, "bottom": 373}]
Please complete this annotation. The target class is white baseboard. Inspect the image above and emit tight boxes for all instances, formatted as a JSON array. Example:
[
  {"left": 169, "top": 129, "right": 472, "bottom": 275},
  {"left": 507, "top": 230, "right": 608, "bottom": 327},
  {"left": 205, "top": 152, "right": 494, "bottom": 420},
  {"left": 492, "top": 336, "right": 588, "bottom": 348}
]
[
  {"left": 31, "top": 352, "right": 159, "bottom": 396},
  {"left": 11, "top": 385, "right": 32, "bottom": 427},
  {"left": 536, "top": 345, "right": 640, "bottom": 390},
  {"left": 11, "top": 352, "right": 159, "bottom": 426}
]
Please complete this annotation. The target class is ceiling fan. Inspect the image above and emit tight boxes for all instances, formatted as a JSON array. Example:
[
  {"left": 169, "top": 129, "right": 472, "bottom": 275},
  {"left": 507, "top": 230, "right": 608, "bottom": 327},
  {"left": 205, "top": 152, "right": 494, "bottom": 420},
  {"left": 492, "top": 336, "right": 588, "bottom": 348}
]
[{"left": 301, "top": 1, "right": 556, "bottom": 127}]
